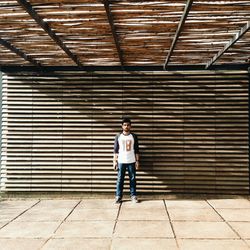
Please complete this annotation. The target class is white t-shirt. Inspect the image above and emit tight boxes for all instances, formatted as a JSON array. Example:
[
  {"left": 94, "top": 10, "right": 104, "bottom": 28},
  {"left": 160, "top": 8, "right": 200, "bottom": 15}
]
[{"left": 117, "top": 133, "right": 136, "bottom": 164}]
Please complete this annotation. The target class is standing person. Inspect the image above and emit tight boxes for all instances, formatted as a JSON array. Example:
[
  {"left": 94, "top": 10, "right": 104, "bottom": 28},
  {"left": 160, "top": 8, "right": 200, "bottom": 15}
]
[{"left": 113, "top": 118, "right": 140, "bottom": 204}]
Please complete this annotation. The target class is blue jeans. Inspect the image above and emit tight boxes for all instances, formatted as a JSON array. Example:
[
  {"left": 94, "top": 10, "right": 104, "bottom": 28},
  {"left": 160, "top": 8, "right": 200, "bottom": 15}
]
[{"left": 116, "top": 163, "right": 137, "bottom": 198}]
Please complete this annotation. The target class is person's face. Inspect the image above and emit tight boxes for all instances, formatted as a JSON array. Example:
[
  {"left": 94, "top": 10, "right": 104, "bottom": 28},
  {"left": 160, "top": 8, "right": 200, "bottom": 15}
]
[{"left": 122, "top": 122, "right": 131, "bottom": 133}]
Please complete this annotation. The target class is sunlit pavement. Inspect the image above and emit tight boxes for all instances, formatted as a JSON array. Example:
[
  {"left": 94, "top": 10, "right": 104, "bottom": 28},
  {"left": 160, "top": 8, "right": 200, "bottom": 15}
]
[{"left": 0, "top": 197, "right": 250, "bottom": 250}]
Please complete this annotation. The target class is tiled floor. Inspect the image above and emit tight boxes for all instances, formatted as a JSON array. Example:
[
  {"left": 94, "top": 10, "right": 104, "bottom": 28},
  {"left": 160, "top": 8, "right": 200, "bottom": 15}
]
[{"left": 0, "top": 198, "right": 250, "bottom": 249}]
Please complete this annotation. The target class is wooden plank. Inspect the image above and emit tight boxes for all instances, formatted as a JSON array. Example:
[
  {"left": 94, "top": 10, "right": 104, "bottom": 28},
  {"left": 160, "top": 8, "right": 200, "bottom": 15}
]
[
  {"left": 164, "top": 0, "right": 193, "bottom": 69},
  {"left": 0, "top": 38, "right": 41, "bottom": 68},
  {"left": 16, "top": 0, "right": 84, "bottom": 68},
  {"left": 103, "top": 0, "right": 124, "bottom": 67}
]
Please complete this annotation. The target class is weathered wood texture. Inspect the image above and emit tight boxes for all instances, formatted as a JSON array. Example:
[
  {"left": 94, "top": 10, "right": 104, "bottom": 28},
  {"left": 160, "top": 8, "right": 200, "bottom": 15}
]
[
  {"left": 0, "top": 0, "right": 249, "bottom": 67},
  {"left": 1, "top": 71, "right": 249, "bottom": 194}
]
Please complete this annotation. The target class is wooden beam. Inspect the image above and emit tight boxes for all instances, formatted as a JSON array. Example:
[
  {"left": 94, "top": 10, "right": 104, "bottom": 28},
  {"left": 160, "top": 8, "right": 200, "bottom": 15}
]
[
  {"left": 206, "top": 21, "right": 250, "bottom": 69},
  {"left": 103, "top": 0, "right": 124, "bottom": 67},
  {"left": 1, "top": 63, "right": 249, "bottom": 73},
  {"left": 0, "top": 37, "right": 42, "bottom": 68},
  {"left": 164, "top": 0, "right": 193, "bottom": 70},
  {"left": 17, "top": 0, "right": 83, "bottom": 68}
]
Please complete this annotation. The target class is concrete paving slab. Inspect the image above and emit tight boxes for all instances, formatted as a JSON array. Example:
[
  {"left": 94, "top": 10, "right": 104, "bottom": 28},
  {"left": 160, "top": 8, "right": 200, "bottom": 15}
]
[
  {"left": 114, "top": 220, "right": 174, "bottom": 238},
  {"left": 246, "top": 240, "right": 250, "bottom": 247},
  {"left": 173, "top": 221, "right": 239, "bottom": 239},
  {"left": 0, "top": 239, "right": 46, "bottom": 250},
  {"left": 168, "top": 208, "right": 223, "bottom": 221},
  {"left": 67, "top": 208, "right": 119, "bottom": 221},
  {"left": 111, "top": 238, "right": 178, "bottom": 250},
  {"left": 121, "top": 200, "right": 165, "bottom": 209},
  {"left": 35, "top": 199, "right": 80, "bottom": 209},
  {"left": 78, "top": 199, "right": 119, "bottom": 209},
  {"left": 54, "top": 221, "right": 115, "bottom": 238},
  {"left": 0, "top": 221, "right": 59, "bottom": 238},
  {"left": 0, "top": 221, "right": 8, "bottom": 228},
  {"left": 178, "top": 239, "right": 249, "bottom": 250},
  {"left": 119, "top": 208, "right": 168, "bottom": 221},
  {"left": 0, "top": 210, "right": 26, "bottom": 221},
  {"left": 15, "top": 208, "right": 72, "bottom": 222},
  {"left": 216, "top": 209, "right": 250, "bottom": 222},
  {"left": 165, "top": 200, "right": 210, "bottom": 209},
  {"left": 0, "top": 201, "right": 38, "bottom": 222},
  {"left": 42, "top": 238, "right": 111, "bottom": 250},
  {"left": 0, "top": 208, "right": 26, "bottom": 213},
  {"left": 0, "top": 200, "right": 39, "bottom": 209},
  {"left": 229, "top": 222, "right": 250, "bottom": 239},
  {"left": 207, "top": 199, "right": 250, "bottom": 209}
]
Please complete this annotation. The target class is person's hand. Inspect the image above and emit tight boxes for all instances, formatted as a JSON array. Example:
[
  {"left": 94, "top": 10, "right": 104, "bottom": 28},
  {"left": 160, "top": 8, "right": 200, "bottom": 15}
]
[
  {"left": 135, "top": 161, "right": 140, "bottom": 170},
  {"left": 113, "top": 161, "right": 118, "bottom": 171}
]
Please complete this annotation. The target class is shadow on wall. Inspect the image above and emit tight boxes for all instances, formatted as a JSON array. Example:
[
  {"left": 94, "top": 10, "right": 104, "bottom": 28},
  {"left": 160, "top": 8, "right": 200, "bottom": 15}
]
[{"left": 2, "top": 70, "right": 249, "bottom": 195}]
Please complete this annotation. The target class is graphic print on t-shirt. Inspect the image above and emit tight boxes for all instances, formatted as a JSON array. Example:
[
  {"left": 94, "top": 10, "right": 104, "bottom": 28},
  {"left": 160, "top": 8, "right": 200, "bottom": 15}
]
[{"left": 121, "top": 139, "right": 132, "bottom": 151}]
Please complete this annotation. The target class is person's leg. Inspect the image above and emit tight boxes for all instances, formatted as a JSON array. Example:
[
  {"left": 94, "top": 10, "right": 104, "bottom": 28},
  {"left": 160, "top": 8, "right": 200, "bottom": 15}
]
[
  {"left": 127, "top": 163, "right": 137, "bottom": 197},
  {"left": 116, "top": 163, "right": 126, "bottom": 198}
]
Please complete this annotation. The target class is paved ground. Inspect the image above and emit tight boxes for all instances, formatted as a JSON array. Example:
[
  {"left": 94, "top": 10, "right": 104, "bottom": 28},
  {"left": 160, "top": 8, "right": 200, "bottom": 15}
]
[{"left": 0, "top": 197, "right": 250, "bottom": 249}]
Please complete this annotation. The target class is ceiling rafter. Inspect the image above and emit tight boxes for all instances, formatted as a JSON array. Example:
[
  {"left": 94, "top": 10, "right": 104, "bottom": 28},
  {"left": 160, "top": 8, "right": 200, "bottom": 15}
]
[
  {"left": 16, "top": 0, "right": 83, "bottom": 68},
  {"left": 103, "top": 0, "right": 124, "bottom": 67},
  {"left": 0, "top": 37, "right": 42, "bottom": 68},
  {"left": 164, "top": 0, "right": 193, "bottom": 70},
  {"left": 206, "top": 21, "right": 250, "bottom": 69}
]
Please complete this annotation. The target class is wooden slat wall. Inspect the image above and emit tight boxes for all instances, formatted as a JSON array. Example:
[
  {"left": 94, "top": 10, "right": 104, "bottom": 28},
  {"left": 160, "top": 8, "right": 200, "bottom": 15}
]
[{"left": 1, "top": 70, "right": 249, "bottom": 194}]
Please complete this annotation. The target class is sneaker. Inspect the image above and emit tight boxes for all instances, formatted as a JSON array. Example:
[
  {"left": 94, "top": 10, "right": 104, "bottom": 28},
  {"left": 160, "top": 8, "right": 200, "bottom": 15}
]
[
  {"left": 131, "top": 196, "right": 139, "bottom": 203},
  {"left": 115, "top": 196, "right": 122, "bottom": 204}
]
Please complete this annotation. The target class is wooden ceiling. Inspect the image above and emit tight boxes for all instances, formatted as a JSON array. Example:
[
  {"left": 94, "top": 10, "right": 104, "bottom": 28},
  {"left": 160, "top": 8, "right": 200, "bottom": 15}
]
[{"left": 0, "top": 0, "right": 249, "bottom": 69}]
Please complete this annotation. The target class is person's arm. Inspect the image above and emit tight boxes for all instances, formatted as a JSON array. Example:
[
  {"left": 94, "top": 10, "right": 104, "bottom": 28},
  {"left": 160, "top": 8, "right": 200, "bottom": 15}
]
[
  {"left": 113, "top": 134, "right": 119, "bottom": 170},
  {"left": 113, "top": 153, "right": 118, "bottom": 170},
  {"left": 133, "top": 134, "right": 140, "bottom": 170}
]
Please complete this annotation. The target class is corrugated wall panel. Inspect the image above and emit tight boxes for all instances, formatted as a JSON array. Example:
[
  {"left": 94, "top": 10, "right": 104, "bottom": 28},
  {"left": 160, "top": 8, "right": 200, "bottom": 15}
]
[{"left": 1, "top": 71, "right": 249, "bottom": 194}]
